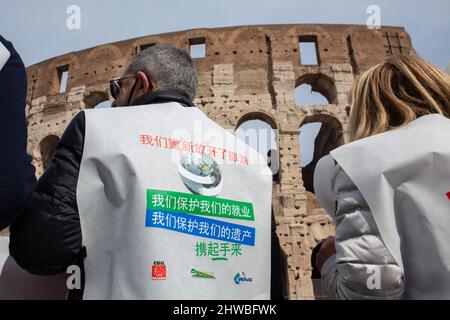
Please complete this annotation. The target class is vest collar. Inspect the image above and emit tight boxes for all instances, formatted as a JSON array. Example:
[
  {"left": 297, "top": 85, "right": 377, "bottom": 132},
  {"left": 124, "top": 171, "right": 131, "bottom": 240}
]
[{"left": 132, "top": 91, "right": 194, "bottom": 108}]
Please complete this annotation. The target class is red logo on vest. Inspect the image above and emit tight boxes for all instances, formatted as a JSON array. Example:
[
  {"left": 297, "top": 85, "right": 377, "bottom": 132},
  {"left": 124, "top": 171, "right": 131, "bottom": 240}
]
[
  {"left": 152, "top": 261, "right": 166, "bottom": 280},
  {"left": 446, "top": 192, "right": 450, "bottom": 201}
]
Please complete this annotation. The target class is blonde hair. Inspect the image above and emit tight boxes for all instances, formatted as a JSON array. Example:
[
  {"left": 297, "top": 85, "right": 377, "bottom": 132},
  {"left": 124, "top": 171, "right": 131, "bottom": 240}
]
[{"left": 349, "top": 55, "right": 450, "bottom": 141}]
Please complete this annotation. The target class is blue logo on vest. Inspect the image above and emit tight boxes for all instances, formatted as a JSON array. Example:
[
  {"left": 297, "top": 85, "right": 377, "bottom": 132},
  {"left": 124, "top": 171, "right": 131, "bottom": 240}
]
[{"left": 234, "top": 272, "right": 253, "bottom": 285}]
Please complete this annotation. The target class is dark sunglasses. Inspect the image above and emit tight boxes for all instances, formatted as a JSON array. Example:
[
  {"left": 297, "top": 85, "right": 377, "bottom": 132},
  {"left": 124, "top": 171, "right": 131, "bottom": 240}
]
[{"left": 109, "top": 75, "right": 137, "bottom": 99}]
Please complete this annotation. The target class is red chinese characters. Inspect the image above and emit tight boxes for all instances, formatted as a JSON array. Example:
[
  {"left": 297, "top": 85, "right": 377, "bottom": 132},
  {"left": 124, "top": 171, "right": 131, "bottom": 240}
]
[{"left": 139, "top": 134, "right": 249, "bottom": 165}]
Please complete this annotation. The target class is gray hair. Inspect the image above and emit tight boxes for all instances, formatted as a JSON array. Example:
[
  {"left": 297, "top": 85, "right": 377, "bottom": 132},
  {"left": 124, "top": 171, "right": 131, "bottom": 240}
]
[{"left": 126, "top": 44, "right": 198, "bottom": 101}]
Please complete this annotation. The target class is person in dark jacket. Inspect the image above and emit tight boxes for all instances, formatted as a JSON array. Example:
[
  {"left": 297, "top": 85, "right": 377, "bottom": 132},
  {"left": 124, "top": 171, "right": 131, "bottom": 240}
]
[
  {"left": 0, "top": 35, "right": 36, "bottom": 230},
  {"left": 9, "top": 44, "right": 285, "bottom": 299}
]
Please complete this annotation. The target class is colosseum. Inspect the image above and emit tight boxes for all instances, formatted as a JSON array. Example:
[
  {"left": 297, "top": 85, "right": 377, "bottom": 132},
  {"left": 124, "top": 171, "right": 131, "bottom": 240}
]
[{"left": 22, "top": 24, "right": 414, "bottom": 299}]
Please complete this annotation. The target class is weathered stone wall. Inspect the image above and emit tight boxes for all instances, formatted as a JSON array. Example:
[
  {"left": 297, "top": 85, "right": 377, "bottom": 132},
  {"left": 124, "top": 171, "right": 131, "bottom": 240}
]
[{"left": 23, "top": 24, "right": 414, "bottom": 299}]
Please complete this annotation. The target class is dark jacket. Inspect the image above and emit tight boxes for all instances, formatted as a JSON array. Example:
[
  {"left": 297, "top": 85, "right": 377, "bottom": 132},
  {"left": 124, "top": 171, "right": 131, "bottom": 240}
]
[
  {"left": 10, "top": 91, "right": 286, "bottom": 299},
  {"left": 0, "top": 35, "right": 36, "bottom": 229}
]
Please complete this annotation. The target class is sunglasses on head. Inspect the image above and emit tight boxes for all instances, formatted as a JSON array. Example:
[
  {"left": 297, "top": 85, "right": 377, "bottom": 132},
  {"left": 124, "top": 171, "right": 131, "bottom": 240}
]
[{"left": 109, "top": 75, "right": 137, "bottom": 99}]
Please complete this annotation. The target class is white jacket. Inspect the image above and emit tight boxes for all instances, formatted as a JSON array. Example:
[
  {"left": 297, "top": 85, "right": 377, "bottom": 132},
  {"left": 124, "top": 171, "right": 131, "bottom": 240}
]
[
  {"left": 315, "top": 114, "right": 450, "bottom": 300},
  {"left": 318, "top": 162, "right": 404, "bottom": 299}
]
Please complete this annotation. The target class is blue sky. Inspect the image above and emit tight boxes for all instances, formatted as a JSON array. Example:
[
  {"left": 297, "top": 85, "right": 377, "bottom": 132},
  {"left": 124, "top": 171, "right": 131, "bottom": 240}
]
[
  {"left": 1, "top": 0, "right": 448, "bottom": 166},
  {"left": 1, "top": 0, "right": 448, "bottom": 68}
]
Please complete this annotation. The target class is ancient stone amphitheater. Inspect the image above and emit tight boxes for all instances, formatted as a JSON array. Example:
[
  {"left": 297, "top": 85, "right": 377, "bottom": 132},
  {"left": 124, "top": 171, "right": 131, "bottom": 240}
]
[{"left": 22, "top": 24, "right": 414, "bottom": 299}]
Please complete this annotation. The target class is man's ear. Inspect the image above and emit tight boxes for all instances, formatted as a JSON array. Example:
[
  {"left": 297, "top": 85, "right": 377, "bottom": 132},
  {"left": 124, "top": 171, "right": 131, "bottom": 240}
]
[
  {"left": 136, "top": 71, "right": 150, "bottom": 95},
  {"left": 137, "top": 71, "right": 159, "bottom": 95}
]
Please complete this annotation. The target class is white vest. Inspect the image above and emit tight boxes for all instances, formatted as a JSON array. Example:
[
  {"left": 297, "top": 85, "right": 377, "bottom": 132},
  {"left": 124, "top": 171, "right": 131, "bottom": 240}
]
[
  {"left": 77, "top": 102, "right": 273, "bottom": 299},
  {"left": 316, "top": 114, "right": 450, "bottom": 299}
]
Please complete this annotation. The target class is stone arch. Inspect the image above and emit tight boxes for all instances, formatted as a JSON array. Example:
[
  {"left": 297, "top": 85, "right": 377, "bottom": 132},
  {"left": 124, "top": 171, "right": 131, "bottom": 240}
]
[
  {"left": 299, "top": 114, "right": 344, "bottom": 193},
  {"left": 235, "top": 111, "right": 278, "bottom": 130},
  {"left": 235, "top": 112, "right": 279, "bottom": 181},
  {"left": 38, "top": 135, "right": 60, "bottom": 173},
  {"left": 83, "top": 89, "right": 110, "bottom": 109},
  {"left": 295, "top": 73, "right": 337, "bottom": 106},
  {"left": 300, "top": 112, "right": 343, "bottom": 129}
]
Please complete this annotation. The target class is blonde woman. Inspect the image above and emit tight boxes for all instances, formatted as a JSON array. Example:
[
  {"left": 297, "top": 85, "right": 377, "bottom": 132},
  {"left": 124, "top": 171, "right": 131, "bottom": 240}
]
[{"left": 314, "top": 55, "right": 450, "bottom": 299}]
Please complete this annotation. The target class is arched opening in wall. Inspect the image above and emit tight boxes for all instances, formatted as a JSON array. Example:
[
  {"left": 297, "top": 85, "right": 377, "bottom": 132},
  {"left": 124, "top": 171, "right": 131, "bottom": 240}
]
[
  {"left": 299, "top": 115, "right": 344, "bottom": 194},
  {"left": 295, "top": 85, "right": 328, "bottom": 106},
  {"left": 93, "top": 100, "right": 112, "bottom": 108},
  {"left": 83, "top": 91, "right": 110, "bottom": 109},
  {"left": 299, "top": 123, "right": 322, "bottom": 168},
  {"left": 295, "top": 74, "right": 337, "bottom": 107},
  {"left": 235, "top": 113, "right": 279, "bottom": 182},
  {"left": 39, "top": 135, "right": 60, "bottom": 172}
]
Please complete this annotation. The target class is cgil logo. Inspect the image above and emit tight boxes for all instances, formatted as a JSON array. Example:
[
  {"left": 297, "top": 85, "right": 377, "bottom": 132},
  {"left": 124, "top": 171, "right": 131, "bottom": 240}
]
[
  {"left": 152, "top": 261, "right": 167, "bottom": 280},
  {"left": 234, "top": 272, "right": 252, "bottom": 285}
]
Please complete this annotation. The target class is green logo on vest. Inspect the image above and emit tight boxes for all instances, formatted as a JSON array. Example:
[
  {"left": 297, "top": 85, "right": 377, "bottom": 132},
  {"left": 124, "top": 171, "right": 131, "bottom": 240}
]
[{"left": 191, "top": 268, "right": 215, "bottom": 279}]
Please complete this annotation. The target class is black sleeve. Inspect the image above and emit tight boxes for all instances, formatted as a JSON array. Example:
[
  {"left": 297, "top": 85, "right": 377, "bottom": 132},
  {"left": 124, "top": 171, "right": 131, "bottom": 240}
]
[
  {"left": 271, "top": 210, "right": 287, "bottom": 300},
  {"left": 0, "top": 35, "right": 37, "bottom": 229},
  {"left": 310, "top": 241, "right": 324, "bottom": 279},
  {"left": 9, "top": 111, "right": 85, "bottom": 275}
]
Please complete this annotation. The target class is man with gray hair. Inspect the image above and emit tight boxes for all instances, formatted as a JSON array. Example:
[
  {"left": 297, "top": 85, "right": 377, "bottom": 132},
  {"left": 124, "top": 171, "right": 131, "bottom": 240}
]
[
  {"left": 9, "top": 44, "right": 281, "bottom": 300},
  {"left": 110, "top": 44, "right": 198, "bottom": 108}
]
